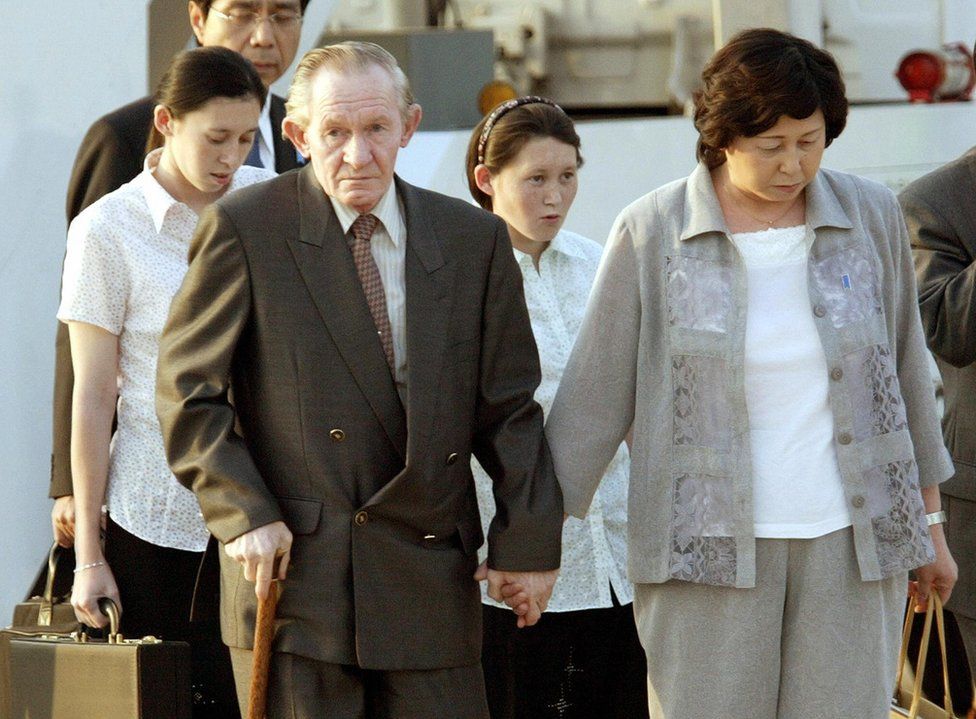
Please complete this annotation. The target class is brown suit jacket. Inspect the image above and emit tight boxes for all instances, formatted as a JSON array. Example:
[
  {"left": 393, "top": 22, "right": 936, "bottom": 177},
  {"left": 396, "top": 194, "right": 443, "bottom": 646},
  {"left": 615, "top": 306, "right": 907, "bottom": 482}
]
[
  {"left": 155, "top": 166, "right": 563, "bottom": 669},
  {"left": 50, "top": 95, "right": 300, "bottom": 498},
  {"left": 901, "top": 149, "right": 976, "bottom": 621}
]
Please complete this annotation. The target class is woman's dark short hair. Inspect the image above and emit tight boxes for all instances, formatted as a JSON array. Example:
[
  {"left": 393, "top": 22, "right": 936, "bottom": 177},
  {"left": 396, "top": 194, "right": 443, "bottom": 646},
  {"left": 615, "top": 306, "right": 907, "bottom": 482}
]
[
  {"left": 146, "top": 46, "right": 267, "bottom": 153},
  {"left": 465, "top": 99, "right": 582, "bottom": 211},
  {"left": 693, "top": 28, "right": 848, "bottom": 169}
]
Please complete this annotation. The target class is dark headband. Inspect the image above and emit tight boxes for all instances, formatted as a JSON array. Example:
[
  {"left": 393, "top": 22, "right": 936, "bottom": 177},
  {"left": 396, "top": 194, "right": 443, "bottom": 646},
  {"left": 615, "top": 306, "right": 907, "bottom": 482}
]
[{"left": 476, "top": 96, "right": 562, "bottom": 165}]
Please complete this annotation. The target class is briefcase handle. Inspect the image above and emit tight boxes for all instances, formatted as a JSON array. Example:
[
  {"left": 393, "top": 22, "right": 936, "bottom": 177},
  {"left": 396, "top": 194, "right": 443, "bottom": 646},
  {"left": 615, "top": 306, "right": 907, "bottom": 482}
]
[
  {"left": 42, "top": 541, "right": 64, "bottom": 604},
  {"left": 5, "top": 597, "right": 124, "bottom": 644},
  {"left": 92, "top": 597, "right": 124, "bottom": 645}
]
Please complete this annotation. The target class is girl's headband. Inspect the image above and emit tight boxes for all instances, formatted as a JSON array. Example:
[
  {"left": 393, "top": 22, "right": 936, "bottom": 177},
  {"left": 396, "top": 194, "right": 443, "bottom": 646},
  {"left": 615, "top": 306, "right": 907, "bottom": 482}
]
[{"left": 476, "top": 96, "right": 562, "bottom": 164}]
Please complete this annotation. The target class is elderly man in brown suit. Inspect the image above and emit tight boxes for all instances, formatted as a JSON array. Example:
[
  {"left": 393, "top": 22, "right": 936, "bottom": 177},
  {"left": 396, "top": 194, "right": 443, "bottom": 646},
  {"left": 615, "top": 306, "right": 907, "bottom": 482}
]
[{"left": 155, "top": 42, "right": 563, "bottom": 718}]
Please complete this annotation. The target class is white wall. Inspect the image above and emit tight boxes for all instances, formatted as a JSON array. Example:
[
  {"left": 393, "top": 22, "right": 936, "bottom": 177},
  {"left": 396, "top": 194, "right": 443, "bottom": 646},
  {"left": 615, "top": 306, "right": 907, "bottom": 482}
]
[
  {"left": 0, "top": 4, "right": 151, "bottom": 621},
  {"left": 0, "top": 0, "right": 341, "bottom": 620},
  {"left": 3, "top": 2, "right": 976, "bottom": 621}
]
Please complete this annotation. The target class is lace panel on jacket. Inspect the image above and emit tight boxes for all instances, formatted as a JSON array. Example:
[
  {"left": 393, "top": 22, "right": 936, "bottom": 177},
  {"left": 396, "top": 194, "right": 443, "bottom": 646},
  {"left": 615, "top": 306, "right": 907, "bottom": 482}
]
[
  {"left": 670, "top": 535, "right": 737, "bottom": 586},
  {"left": 666, "top": 255, "right": 733, "bottom": 333},
  {"left": 672, "top": 355, "right": 731, "bottom": 451},
  {"left": 864, "top": 459, "right": 934, "bottom": 576},
  {"left": 810, "top": 246, "right": 884, "bottom": 329},
  {"left": 844, "top": 344, "right": 909, "bottom": 442}
]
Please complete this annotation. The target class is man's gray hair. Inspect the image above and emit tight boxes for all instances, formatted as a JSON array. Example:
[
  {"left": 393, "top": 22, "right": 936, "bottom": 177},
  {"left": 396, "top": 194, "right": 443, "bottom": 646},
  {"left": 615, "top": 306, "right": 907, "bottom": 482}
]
[{"left": 285, "top": 41, "right": 415, "bottom": 130}]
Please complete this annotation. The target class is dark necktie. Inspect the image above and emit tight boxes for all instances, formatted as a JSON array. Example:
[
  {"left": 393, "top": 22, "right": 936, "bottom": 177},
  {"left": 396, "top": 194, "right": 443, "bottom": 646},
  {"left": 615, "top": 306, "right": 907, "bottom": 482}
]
[
  {"left": 348, "top": 214, "right": 395, "bottom": 373},
  {"left": 244, "top": 138, "right": 263, "bottom": 168}
]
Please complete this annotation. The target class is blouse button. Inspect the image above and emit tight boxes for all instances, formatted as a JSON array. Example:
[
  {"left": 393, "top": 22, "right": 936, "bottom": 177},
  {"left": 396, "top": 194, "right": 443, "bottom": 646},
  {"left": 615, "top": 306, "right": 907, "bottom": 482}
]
[
  {"left": 330, "top": 429, "right": 345, "bottom": 442},
  {"left": 851, "top": 495, "right": 865, "bottom": 509},
  {"left": 813, "top": 304, "right": 827, "bottom": 318},
  {"left": 837, "top": 432, "right": 853, "bottom": 446},
  {"left": 830, "top": 367, "right": 844, "bottom": 381}
]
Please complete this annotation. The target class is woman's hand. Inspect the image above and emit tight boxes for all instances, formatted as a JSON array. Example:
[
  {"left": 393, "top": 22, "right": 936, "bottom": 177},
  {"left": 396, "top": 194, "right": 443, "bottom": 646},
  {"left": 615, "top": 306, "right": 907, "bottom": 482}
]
[
  {"left": 71, "top": 563, "right": 121, "bottom": 629},
  {"left": 913, "top": 524, "right": 957, "bottom": 612},
  {"left": 51, "top": 495, "right": 76, "bottom": 548}
]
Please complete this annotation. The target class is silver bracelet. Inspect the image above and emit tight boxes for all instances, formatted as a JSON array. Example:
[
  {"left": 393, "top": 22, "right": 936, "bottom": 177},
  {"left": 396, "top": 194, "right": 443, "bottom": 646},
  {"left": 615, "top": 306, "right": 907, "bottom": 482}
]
[
  {"left": 73, "top": 560, "right": 107, "bottom": 574},
  {"left": 925, "top": 510, "right": 947, "bottom": 527}
]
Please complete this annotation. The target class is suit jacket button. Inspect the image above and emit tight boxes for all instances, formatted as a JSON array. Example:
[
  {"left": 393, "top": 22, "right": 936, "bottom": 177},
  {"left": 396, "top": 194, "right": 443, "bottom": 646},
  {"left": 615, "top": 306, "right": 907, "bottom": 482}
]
[
  {"left": 446, "top": 452, "right": 459, "bottom": 466},
  {"left": 330, "top": 429, "right": 345, "bottom": 442},
  {"left": 354, "top": 510, "right": 368, "bottom": 526}
]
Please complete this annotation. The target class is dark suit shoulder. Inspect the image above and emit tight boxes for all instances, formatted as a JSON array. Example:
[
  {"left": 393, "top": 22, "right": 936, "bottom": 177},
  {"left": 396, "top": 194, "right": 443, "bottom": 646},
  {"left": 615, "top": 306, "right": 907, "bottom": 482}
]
[
  {"left": 66, "top": 96, "right": 155, "bottom": 221},
  {"left": 216, "top": 167, "right": 299, "bottom": 218},
  {"left": 96, "top": 96, "right": 156, "bottom": 136},
  {"left": 900, "top": 147, "right": 976, "bottom": 204},
  {"left": 270, "top": 94, "right": 286, "bottom": 118},
  {"left": 400, "top": 181, "right": 503, "bottom": 234},
  {"left": 269, "top": 94, "right": 303, "bottom": 173}
]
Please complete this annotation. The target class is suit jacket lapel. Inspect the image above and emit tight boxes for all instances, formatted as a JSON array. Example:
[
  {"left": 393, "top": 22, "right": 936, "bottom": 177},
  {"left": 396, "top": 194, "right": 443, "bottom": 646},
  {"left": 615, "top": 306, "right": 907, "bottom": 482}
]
[
  {"left": 287, "top": 166, "right": 406, "bottom": 460},
  {"left": 398, "top": 178, "right": 450, "bottom": 463}
]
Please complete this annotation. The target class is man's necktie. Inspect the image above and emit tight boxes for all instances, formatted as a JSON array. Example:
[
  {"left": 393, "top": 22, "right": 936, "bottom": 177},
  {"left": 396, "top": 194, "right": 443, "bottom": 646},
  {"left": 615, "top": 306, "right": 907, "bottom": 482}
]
[
  {"left": 244, "top": 138, "right": 263, "bottom": 167},
  {"left": 348, "top": 214, "right": 395, "bottom": 373}
]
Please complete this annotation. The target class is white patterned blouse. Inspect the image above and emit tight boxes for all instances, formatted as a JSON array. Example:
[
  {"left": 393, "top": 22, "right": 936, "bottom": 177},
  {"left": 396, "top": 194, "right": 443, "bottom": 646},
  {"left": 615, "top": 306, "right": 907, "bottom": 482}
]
[
  {"left": 57, "top": 149, "right": 275, "bottom": 552},
  {"left": 474, "top": 229, "right": 633, "bottom": 612}
]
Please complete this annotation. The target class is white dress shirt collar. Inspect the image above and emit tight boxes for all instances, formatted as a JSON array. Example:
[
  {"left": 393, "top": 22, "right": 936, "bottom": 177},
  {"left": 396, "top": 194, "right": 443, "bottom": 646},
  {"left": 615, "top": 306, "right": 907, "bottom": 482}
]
[
  {"left": 138, "top": 149, "right": 184, "bottom": 234},
  {"left": 256, "top": 93, "right": 274, "bottom": 169},
  {"left": 138, "top": 147, "right": 256, "bottom": 234},
  {"left": 329, "top": 183, "right": 403, "bottom": 247},
  {"left": 513, "top": 226, "right": 591, "bottom": 267}
]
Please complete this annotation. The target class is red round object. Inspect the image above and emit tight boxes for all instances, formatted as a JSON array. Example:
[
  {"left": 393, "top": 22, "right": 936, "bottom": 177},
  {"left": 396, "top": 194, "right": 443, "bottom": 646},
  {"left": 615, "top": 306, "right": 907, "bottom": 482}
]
[
  {"left": 896, "top": 44, "right": 976, "bottom": 102},
  {"left": 896, "top": 52, "right": 944, "bottom": 102}
]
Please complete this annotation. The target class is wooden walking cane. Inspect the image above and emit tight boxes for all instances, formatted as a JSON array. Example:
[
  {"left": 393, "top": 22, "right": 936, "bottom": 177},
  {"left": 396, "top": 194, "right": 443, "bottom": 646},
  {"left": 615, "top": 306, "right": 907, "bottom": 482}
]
[{"left": 247, "top": 560, "right": 281, "bottom": 719}]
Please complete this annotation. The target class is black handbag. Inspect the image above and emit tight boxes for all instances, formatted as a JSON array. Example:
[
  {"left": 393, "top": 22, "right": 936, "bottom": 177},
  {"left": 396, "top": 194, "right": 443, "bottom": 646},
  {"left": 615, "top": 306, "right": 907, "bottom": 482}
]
[
  {"left": 10, "top": 542, "right": 76, "bottom": 634},
  {"left": 0, "top": 598, "right": 191, "bottom": 719}
]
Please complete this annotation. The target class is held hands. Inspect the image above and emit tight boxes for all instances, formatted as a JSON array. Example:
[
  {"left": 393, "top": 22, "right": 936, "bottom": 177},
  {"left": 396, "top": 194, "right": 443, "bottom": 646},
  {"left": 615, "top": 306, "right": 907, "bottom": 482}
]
[
  {"left": 51, "top": 496, "right": 76, "bottom": 548},
  {"left": 912, "top": 524, "right": 957, "bottom": 612},
  {"left": 224, "top": 520, "right": 292, "bottom": 600},
  {"left": 71, "top": 562, "right": 120, "bottom": 628},
  {"left": 474, "top": 562, "right": 558, "bottom": 628}
]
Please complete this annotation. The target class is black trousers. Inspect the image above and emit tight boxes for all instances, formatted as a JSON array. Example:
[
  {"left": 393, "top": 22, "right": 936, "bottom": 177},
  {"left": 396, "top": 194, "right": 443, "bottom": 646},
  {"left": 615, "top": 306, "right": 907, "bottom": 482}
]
[
  {"left": 105, "top": 516, "right": 240, "bottom": 719},
  {"left": 481, "top": 589, "right": 649, "bottom": 719}
]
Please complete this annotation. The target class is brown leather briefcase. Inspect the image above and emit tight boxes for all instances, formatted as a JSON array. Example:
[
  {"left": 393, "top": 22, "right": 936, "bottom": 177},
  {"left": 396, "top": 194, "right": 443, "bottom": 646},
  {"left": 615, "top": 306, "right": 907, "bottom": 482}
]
[{"left": 0, "top": 598, "right": 191, "bottom": 719}]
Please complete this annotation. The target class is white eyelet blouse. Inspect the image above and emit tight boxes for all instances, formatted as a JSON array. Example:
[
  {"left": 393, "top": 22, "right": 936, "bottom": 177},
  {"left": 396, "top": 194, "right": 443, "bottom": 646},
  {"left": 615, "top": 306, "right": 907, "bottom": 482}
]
[{"left": 58, "top": 149, "right": 275, "bottom": 552}]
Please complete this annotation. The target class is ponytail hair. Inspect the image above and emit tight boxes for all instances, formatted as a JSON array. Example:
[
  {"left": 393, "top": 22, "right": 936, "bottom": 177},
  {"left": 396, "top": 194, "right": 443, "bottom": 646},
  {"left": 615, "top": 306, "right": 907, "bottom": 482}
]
[{"left": 146, "top": 47, "right": 266, "bottom": 154}]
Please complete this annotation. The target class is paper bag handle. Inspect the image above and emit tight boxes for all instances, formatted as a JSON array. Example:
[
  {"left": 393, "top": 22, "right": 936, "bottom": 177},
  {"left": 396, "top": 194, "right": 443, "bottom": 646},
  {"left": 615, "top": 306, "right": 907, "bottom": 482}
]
[{"left": 896, "top": 592, "right": 954, "bottom": 719}]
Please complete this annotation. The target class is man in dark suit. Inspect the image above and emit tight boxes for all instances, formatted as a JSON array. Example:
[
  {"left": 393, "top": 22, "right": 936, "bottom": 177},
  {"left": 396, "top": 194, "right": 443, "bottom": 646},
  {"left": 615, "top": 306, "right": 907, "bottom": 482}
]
[
  {"left": 50, "top": 0, "right": 309, "bottom": 543},
  {"left": 901, "top": 143, "right": 976, "bottom": 706},
  {"left": 155, "top": 42, "right": 563, "bottom": 717}
]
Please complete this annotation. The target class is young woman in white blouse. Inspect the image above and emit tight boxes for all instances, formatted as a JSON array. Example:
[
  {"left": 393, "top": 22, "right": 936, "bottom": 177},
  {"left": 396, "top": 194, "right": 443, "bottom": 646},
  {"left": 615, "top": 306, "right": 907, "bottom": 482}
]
[
  {"left": 59, "top": 47, "right": 274, "bottom": 715},
  {"left": 465, "top": 98, "right": 648, "bottom": 719}
]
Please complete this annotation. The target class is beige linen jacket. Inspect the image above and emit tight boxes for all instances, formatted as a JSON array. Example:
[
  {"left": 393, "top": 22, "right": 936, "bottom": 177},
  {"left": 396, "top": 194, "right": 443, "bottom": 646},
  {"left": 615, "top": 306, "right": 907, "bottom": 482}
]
[{"left": 546, "top": 163, "right": 953, "bottom": 588}]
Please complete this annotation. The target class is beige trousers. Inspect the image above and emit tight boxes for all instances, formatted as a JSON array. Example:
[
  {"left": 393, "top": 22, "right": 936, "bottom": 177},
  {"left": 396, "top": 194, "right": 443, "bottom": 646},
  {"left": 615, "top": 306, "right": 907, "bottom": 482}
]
[{"left": 634, "top": 527, "right": 905, "bottom": 719}]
